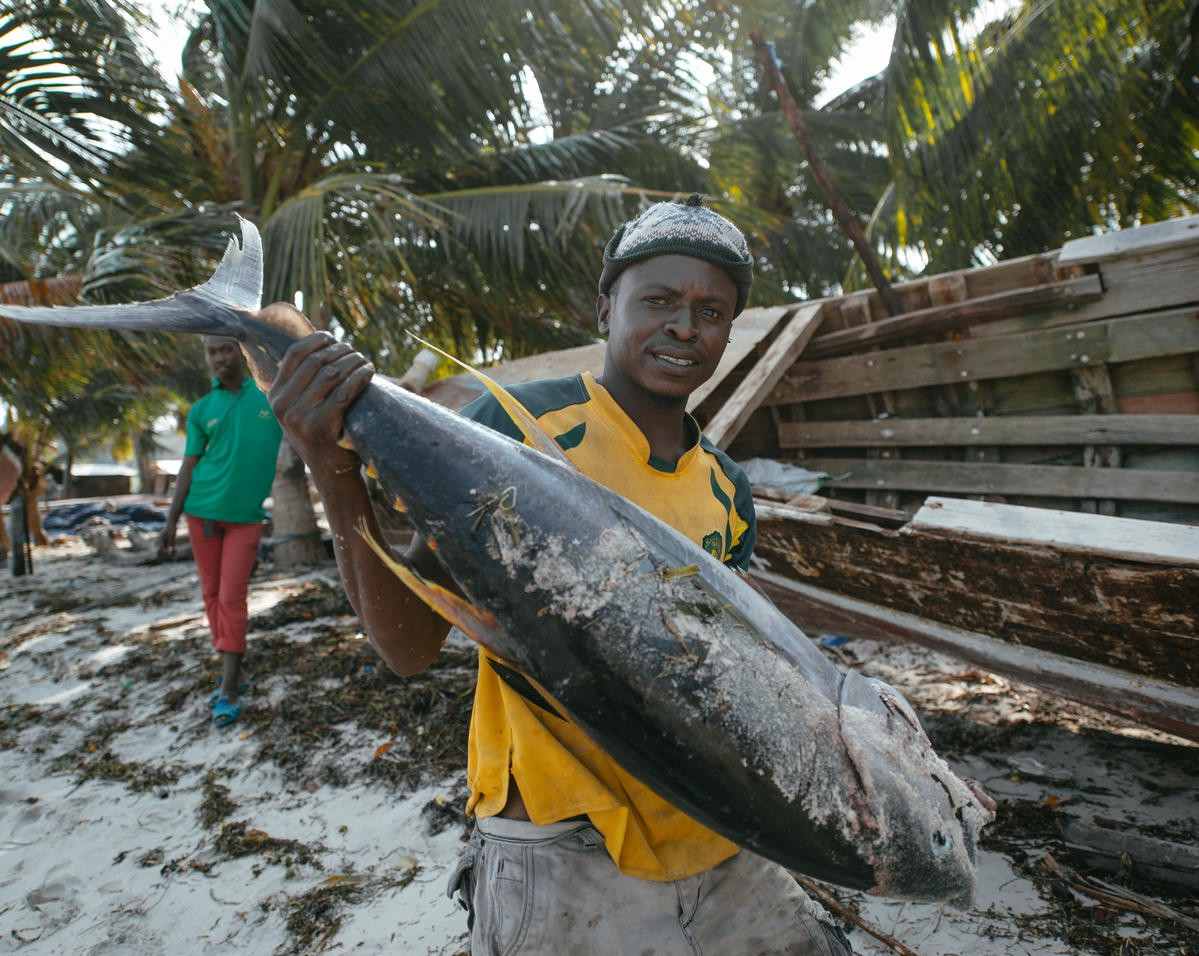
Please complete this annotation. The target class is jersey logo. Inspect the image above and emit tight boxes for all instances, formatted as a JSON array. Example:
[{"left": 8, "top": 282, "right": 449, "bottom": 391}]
[
  {"left": 258, "top": 408, "right": 271, "bottom": 418},
  {"left": 702, "top": 531, "right": 723, "bottom": 559},
  {"left": 207, "top": 418, "right": 219, "bottom": 429}
]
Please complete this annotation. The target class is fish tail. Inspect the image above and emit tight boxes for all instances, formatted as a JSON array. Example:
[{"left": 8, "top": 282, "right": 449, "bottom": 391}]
[
  {"left": 0, "top": 217, "right": 313, "bottom": 388},
  {"left": 404, "top": 333, "right": 573, "bottom": 468}
]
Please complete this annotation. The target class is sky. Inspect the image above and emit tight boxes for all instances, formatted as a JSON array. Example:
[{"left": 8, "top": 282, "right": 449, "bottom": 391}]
[{"left": 141, "top": 2, "right": 901, "bottom": 113}]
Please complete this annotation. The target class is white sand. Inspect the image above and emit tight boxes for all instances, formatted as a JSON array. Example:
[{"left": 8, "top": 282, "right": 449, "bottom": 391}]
[{"left": 2, "top": 542, "right": 1195, "bottom": 954}]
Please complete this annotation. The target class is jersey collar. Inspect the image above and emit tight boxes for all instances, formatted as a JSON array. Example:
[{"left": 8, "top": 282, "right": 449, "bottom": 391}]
[{"left": 581, "top": 371, "right": 701, "bottom": 474}]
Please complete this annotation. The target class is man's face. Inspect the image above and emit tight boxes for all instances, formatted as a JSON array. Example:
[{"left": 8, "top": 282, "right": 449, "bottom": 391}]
[
  {"left": 598, "top": 255, "right": 737, "bottom": 401},
  {"left": 204, "top": 337, "right": 243, "bottom": 380}
]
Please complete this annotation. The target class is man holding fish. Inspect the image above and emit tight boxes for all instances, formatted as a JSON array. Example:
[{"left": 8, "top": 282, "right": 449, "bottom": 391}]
[{"left": 266, "top": 197, "right": 856, "bottom": 954}]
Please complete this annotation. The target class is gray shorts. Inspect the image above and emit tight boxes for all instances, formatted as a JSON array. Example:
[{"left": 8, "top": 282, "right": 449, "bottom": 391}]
[{"left": 447, "top": 817, "right": 854, "bottom": 956}]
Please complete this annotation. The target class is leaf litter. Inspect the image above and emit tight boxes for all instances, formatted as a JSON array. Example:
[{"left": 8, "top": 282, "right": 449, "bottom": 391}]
[{"left": 2, "top": 542, "right": 1197, "bottom": 954}]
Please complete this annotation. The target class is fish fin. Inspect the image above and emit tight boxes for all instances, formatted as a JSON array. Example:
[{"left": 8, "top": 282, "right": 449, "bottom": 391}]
[
  {"left": 354, "top": 518, "right": 502, "bottom": 650},
  {"left": 0, "top": 217, "right": 263, "bottom": 337},
  {"left": 404, "top": 332, "right": 573, "bottom": 468}
]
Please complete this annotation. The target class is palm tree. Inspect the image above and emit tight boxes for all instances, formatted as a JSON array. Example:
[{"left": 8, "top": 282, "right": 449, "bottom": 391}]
[
  {"left": 704, "top": 0, "right": 1197, "bottom": 287},
  {"left": 0, "top": 0, "right": 780, "bottom": 567}
]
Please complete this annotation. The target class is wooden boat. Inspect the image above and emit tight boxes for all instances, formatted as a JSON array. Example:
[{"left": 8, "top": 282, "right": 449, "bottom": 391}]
[{"left": 424, "top": 214, "right": 1199, "bottom": 741}]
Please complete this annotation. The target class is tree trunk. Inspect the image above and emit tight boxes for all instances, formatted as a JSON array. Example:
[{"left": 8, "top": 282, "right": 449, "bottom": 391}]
[
  {"left": 750, "top": 33, "right": 903, "bottom": 316},
  {"left": 270, "top": 439, "right": 324, "bottom": 567},
  {"left": 135, "top": 429, "right": 159, "bottom": 494}
]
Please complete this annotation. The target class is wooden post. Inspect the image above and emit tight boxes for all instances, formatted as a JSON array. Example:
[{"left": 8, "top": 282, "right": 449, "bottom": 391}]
[
  {"left": 841, "top": 293, "right": 902, "bottom": 510},
  {"left": 704, "top": 305, "right": 824, "bottom": 450},
  {"left": 929, "top": 273, "right": 1004, "bottom": 500},
  {"left": 1071, "top": 364, "right": 1122, "bottom": 516}
]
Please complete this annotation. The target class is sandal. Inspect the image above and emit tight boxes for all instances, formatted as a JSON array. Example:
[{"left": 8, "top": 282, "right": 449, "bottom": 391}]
[
  {"left": 212, "top": 695, "right": 242, "bottom": 727},
  {"left": 209, "top": 679, "right": 250, "bottom": 707}
]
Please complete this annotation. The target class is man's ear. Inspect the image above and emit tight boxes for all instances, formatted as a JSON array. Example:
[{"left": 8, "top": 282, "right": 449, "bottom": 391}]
[{"left": 596, "top": 294, "right": 612, "bottom": 337}]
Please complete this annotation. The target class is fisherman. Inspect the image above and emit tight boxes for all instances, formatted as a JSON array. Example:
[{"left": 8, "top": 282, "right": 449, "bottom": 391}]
[
  {"left": 265, "top": 196, "right": 854, "bottom": 954},
  {"left": 158, "top": 335, "right": 283, "bottom": 726}
]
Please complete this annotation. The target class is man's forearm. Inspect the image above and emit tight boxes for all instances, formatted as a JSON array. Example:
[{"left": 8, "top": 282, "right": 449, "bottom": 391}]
[
  {"left": 166, "top": 463, "right": 194, "bottom": 526},
  {"left": 313, "top": 469, "right": 451, "bottom": 676}
]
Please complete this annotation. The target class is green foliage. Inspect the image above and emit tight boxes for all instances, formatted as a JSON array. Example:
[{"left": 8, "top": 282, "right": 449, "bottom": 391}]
[{"left": 1, "top": 0, "right": 1196, "bottom": 462}]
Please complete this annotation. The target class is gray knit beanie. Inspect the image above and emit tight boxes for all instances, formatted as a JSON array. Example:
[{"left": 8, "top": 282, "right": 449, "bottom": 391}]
[{"left": 598, "top": 194, "right": 753, "bottom": 315}]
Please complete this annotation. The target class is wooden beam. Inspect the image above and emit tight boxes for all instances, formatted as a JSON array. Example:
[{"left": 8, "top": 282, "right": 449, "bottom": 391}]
[
  {"left": 837, "top": 292, "right": 904, "bottom": 509},
  {"left": 753, "top": 493, "right": 909, "bottom": 526},
  {"left": 777, "top": 414, "right": 1199, "bottom": 448},
  {"left": 704, "top": 303, "right": 823, "bottom": 449},
  {"left": 1058, "top": 214, "right": 1199, "bottom": 266},
  {"left": 754, "top": 507, "right": 1199, "bottom": 684},
  {"left": 769, "top": 307, "right": 1199, "bottom": 404},
  {"left": 751, "top": 569, "right": 1199, "bottom": 743},
  {"left": 982, "top": 242, "right": 1199, "bottom": 338},
  {"left": 907, "top": 496, "right": 1199, "bottom": 568},
  {"left": 804, "top": 275, "right": 1104, "bottom": 359},
  {"left": 801, "top": 458, "right": 1199, "bottom": 503},
  {"left": 1071, "top": 363, "right": 1122, "bottom": 515}
]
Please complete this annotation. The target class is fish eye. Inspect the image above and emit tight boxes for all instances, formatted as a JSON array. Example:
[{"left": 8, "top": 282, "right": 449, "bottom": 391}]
[{"left": 931, "top": 829, "right": 953, "bottom": 855}]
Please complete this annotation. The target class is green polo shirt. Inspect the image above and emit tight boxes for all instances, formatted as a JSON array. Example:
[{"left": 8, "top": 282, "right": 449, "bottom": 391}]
[{"left": 183, "top": 377, "right": 283, "bottom": 524}]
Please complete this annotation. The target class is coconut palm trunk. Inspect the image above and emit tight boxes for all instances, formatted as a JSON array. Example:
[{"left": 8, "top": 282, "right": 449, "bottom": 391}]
[{"left": 270, "top": 440, "right": 324, "bottom": 567}]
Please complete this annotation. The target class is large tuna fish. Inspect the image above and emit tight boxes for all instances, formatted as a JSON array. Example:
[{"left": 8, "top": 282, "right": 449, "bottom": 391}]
[{"left": 0, "top": 219, "right": 992, "bottom": 904}]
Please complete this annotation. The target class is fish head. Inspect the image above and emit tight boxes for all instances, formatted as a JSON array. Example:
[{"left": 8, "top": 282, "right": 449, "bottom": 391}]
[{"left": 838, "top": 672, "right": 994, "bottom": 907}]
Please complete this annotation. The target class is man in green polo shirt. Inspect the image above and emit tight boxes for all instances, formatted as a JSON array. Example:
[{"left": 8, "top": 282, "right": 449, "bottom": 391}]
[{"left": 159, "top": 335, "right": 283, "bottom": 726}]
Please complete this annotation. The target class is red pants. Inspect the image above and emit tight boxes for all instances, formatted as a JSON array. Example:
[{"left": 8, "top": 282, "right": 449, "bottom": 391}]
[{"left": 187, "top": 516, "right": 263, "bottom": 654}]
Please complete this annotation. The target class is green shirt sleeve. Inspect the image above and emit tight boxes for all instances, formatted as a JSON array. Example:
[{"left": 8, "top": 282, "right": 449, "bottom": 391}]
[
  {"left": 183, "top": 402, "right": 207, "bottom": 457},
  {"left": 459, "top": 393, "right": 525, "bottom": 442}
]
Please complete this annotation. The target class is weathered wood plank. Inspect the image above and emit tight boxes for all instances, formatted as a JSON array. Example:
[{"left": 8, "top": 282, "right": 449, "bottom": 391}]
[
  {"left": 704, "top": 304, "right": 823, "bottom": 449},
  {"left": 754, "top": 493, "right": 910, "bottom": 526},
  {"left": 754, "top": 507, "right": 1199, "bottom": 668},
  {"left": 1071, "top": 364, "right": 1122, "bottom": 515},
  {"left": 751, "top": 569, "right": 1199, "bottom": 743},
  {"left": 778, "top": 414, "right": 1199, "bottom": 448},
  {"left": 838, "top": 292, "right": 903, "bottom": 509},
  {"left": 1058, "top": 214, "right": 1199, "bottom": 266},
  {"left": 770, "top": 307, "right": 1199, "bottom": 404},
  {"left": 804, "top": 275, "right": 1104, "bottom": 359},
  {"left": 801, "top": 458, "right": 1199, "bottom": 503},
  {"left": 907, "top": 496, "right": 1199, "bottom": 568},
  {"left": 1060, "top": 818, "right": 1199, "bottom": 893}
]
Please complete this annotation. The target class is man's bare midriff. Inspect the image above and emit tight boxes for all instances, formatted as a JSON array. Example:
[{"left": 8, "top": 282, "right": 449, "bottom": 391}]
[{"left": 497, "top": 774, "right": 587, "bottom": 823}]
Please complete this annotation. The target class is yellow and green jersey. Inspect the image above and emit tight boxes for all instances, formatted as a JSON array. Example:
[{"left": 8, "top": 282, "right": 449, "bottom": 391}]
[{"left": 460, "top": 370, "right": 756, "bottom": 881}]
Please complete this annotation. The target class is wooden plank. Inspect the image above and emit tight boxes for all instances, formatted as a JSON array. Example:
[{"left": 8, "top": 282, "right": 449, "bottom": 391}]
[
  {"left": 778, "top": 414, "right": 1199, "bottom": 448},
  {"left": 802, "top": 458, "right": 1199, "bottom": 503},
  {"left": 1060, "top": 818, "right": 1199, "bottom": 893},
  {"left": 838, "top": 292, "right": 903, "bottom": 509},
  {"left": 976, "top": 244, "right": 1199, "bottom": 339},
  {"left": 907, "top": 496, "right": 1199, "bottom": 568},
  {"left": 804, "top": 275, "right": 1104, "bottom": 359},
  {"left": 703, "top": 304, "right": 823, "bottom": 449},
  {"left": 1058, "top": 214, "right": 1199, "bottom": 266},
  {"left": 752, "top": 569, "right": 1199, "bottom": 743},
  {"left": 753, "top": 493, "right": 910, "bottom": 526},
  {"left": 769, "top": 307, "right": 1199, "bottom": 404},
  {"left": 753, "top": 509, "right": 1199, "bottom": 684},
  {"left": 1071, "top": 364, "right": 1122, "bottom": 515}
]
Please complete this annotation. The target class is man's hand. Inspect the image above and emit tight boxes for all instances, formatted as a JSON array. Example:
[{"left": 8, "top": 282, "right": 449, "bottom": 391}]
[
  {"left": 267, "top": 327, "right": 374, "bottom": 483},
  {"left": 157, "top": 523, "right": 176, "bottom": 559}
]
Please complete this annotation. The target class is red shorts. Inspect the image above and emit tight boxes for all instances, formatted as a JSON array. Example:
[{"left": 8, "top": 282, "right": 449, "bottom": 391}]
[{"left": 186, "top": 516, "right": 263, "bottom": 654}]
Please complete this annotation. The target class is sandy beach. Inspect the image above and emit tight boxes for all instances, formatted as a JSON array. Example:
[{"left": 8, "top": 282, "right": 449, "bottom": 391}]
[{"left": 2, "top": 539, "right": 1196, "bottom": 955}]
